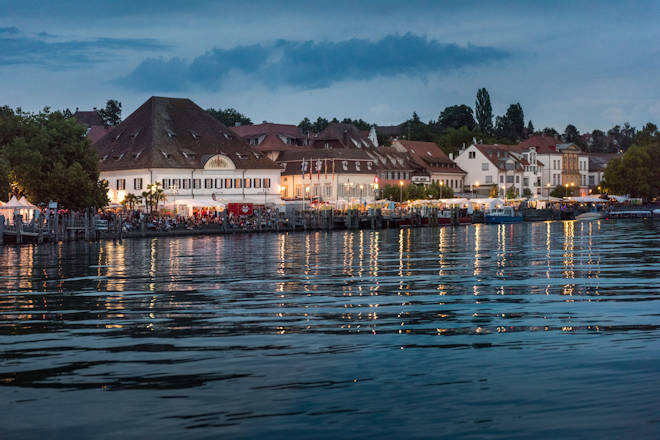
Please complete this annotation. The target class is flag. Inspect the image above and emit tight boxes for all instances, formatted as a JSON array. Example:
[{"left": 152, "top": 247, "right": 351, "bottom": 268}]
[
  {"left": 316, "top": 159, "right": 321, "bottom": 180},
  {"left": 332, "top": 159, "right": 335, "bottom": 181},
  {"left": 301, "top": 158, "right": 306, "bottom": 181},
  {"left": 324, "top": 159, "right": 327, "bottom": 180}
]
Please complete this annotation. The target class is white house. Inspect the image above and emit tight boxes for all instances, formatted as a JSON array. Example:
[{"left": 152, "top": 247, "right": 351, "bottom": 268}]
[{"left": 94, "top": 97, "right": 282, "bottom": 209}]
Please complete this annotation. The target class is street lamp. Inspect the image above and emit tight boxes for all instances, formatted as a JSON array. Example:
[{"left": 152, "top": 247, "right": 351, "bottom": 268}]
[
  {"left": 169, "top": 184, "right": 178, "bottom": 214},
  {"left": 359, "top": 184, "right": 364, "bottom": 206},
  {"left": 399, "top": 180, "right": 404, "bottom": 203},
  {"left": 474, "top": 181, "right": 479, "bottom": 198}
]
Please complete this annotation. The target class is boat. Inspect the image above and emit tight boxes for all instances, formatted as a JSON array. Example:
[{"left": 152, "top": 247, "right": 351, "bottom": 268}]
[
  {"left": 575, "top": 212, "right": 603, "bottom": 221},
  {"left": 485, "top": 206, "right": 523, "bottom": 224}
]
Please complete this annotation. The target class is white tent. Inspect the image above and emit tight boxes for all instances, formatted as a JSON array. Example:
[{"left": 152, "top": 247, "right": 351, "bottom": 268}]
[
  {"left": 18, "top": 196, "right": 38, "bottom": 208},
  {"left": 0, "top": 196, "right": 39, "bottom": 224},
  {"left": 565, "top": 196, "right": 608, "bottom": 203}
]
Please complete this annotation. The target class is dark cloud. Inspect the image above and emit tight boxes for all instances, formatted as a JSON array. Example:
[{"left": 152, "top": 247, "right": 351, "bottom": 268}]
[
  {"left": 0, "top": 28, "right": 169, "bottom": 67},
  {"left": 117, "top": 33, "right": 509, "bottom": 92},
  {"left": 0, "top": 26, "right": 19, "bottom": 34}
]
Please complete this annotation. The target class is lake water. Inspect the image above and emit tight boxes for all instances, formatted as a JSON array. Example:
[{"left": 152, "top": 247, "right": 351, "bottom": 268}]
[{"left": 1, "top": 220, "right": 659, "bottom": 439}]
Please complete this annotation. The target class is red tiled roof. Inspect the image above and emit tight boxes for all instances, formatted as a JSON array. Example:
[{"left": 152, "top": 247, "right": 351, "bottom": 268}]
[
  {"left": 517, "top": 135, "right": 559, "bottom": 154},
  {"left": 73, "top": 110, "right": 104, "bottom": 127}
]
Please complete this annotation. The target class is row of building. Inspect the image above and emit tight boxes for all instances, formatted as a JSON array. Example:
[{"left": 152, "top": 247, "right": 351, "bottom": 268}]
[{"left": 77, "top": 96, "right": 617, "bottom": 208}]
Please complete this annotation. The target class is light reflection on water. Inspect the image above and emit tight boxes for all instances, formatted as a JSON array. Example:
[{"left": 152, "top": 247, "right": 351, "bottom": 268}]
[{"left": 1, "top": 220, "right": 659, "bottom": 439}]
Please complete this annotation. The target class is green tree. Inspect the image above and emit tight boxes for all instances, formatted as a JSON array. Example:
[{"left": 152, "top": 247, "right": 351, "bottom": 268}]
[
  {"left": 98, "top": 99, "right": 122, "bottom": 126},
  {"left": 505, "top": 186, "right": 518, "bottom": 199},
  {"left": 495, "top": 103, "right": 525, "bottom": 141},
  {"left": 435, "top": 126, "right": 482, "bottom": 156},
  {"left": 542, "top": 127, "right": 559, "bottom": 137},
  {"left": 312, "top": 117, "right": 329, "bottom": 133},
  {"left": 634, "top": 122, "right": 659, "bottom": 146},
  {"left": 522, "top": 187, "right": 533, "bottom": 198},
  {"left": 475, "top": 88, "right": 493, "bottom": 136},
  {"left": 1, "top": 107, "right": 108, "bottom": 209},
  {"left": 403, "top": 112, "right": 434, "bottom": 141},
  {"left": 489, "top": 185, "right": 499, "bottom": 198},
  {"left": 602, "top": 139, "right": 660, "bottom": 199},
  {"left": 206, "top": 107, "right": 252, "bottom": 127},
  {"left": 438, "top": 105, "right": 476, "bottom": 131},
  {"left": 121, "top": 193, "right": 142, "bottom": 210},
  {"left": 0, "top": 156, "right": 10, "bottom": 201},
  {"left": 563, "top": 124, "right": 580, "bottom": 143},
  {"left": 526, "top": 120, "right": 535, "bottom": 136},
  {"left": 298, "top": 117, "right": 313, "bottom": 133},
  {"left": 146, "top": 182, "right": 166, "bottom": 212},
  {"left": 550, "top": 185, "right": 571, "bottom": 198}
]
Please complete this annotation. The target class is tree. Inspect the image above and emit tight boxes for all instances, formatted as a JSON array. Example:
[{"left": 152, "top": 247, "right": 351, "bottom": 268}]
[
  {"left": 505, "top": 186, "right": 518, "bottom": 199},
  {"left": 563, "top": 124, "right": 580, "bottom": 143},
  {"left": 435, "top": 126, "right": 482, "bottom": 156},
  {"left": 0, "top": 156, "right": 10, "bottom": 201},
  {"left": 550, "top": 184, "right": 571, "bottom": 198},
  {"left": 438, "top": 105, "right": 476, "bottom": 131},
  {"left": 145, "top": 182, "right": 166, "bottom": 212},
  {"left": 312, "top": 117, "right": 329, "bottom": 133},
  {"left": 495, "top": 103, "right": 525, "bottom": 141},
  {"left": 298, "top": 117, "right": 313, "bottom": 133},
  {"left": 522, "top": 187, "right": 533, "bottom": 198},
  {"left": 98, "top": 99, "right": 122, "bottom": 126},
  {"left": 403, "top": 112, "right": 434, "bottom": 141},
  {"left": 121, "top": 193, "right": 142, "bottom": 210},
  {"left": 206, "top": 107, "right": 252, "bottom": 127},
  {"left": 526, "top": 120, "right": 535, "bottom": 136},
  {"left": 590, "top": 129, "right": 609, "bottom": 152},
  {"left": 602, "top": 139, "right": 660, "bottom": 199},
  {"left": 542, "top": 127, "right": 559, "bottom": 137},
  {"left": 1, "top": 107, "right": 108, "bottom": 209},
  {"left": 634, "top": 123, "right": 659, "bottom": 146},
  {"left": 489, "top": 185, "right": 499, "bottom": 198},
  {"left": 475, "top": 88, "right": 493, "bottom": 136}
]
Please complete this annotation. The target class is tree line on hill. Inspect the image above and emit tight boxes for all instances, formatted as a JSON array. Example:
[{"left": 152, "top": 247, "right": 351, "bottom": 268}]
[{"left": 204, "top": 88, "right": 644, "bottom": 157}]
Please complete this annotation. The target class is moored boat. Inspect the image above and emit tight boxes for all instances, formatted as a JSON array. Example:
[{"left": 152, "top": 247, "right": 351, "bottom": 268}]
[
  {"left": 485, "top": 206, "right": 523, "bottom": 224},
  {"left": 575, "top": 212, "right": 603, "bottom": 221}
]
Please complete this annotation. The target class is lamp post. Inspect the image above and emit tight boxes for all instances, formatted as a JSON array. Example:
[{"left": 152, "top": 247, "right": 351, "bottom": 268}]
[
  {"left": 169, "top": 184, "right": 178, "bottom": 215},
  {"left": 359, "top": 184, "right": 364, "bottom": 207},
  {"left": 399, "top": 180, "right": 404, "bottom": 203},
  {"left": 546, "top": 182, "right": 551, "bottom": 202},
  {"left": 474, "top": 181, "right": 479, "bottom": 198}
]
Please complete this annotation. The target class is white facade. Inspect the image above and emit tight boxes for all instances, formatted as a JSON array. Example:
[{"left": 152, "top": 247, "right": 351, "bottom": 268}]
[
  {"left": 103, "top": 160, "right": 282, "bottom": 207},
  {"left": 281, "top": 173, "right": 377, "bottom": 203}
]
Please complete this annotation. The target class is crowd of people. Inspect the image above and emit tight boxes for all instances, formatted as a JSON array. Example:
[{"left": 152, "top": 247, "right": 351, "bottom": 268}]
[{"left": 119, "top": 207, "right": 286, "bottom": 233}]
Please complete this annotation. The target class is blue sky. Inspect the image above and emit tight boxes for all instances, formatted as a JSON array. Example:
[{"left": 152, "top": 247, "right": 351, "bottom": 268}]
[{"left": 1, "top": 0, "right": 659, "bottom": 132}]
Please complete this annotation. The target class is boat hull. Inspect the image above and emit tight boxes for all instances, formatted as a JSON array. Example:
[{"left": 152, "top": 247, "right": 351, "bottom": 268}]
[
  {"left": 576, "top": 212, "right": 603, "bottom": 221},
  {"left": 485, "top": 215, "right": 523, "bottom": 224}
]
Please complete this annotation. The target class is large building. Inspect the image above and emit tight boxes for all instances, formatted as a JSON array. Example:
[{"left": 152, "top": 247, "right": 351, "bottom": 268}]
[
  {"left": 393, "top": 140, "right": 466, "bottom": 191},
  {"left": 94, "top": 97, "right": 282, "bottom": 207}
]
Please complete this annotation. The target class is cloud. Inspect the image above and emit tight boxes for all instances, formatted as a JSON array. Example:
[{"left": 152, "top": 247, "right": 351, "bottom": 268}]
[
  {"left": 0, "top": 28, "right": 169, "bottom": 68},
  {"left": 0, "top": 26, "right": 19, "bottom": 34},
  {"left": 117, "top": 33, "right": 510, "bottom": 92}
]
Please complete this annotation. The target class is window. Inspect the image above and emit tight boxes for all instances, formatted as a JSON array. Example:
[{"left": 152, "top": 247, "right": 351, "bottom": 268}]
[
  {"left": 506, "top": 175, "right": 514, "bottom": 184},
  {"left": 263, "top": 178, "right": 271, "bottom": 188},
  {"left": 506, "top": 162, "right": 514, "bottom": 170},
  {"left": 116, "top": 179, "right": 125, "bottom": 190},
  {"left": 485, "top": 175, "right": 492, "bottom": 184},
  {"left": 204, "top": 178, "right": 213, "bottom": 189},
  {"left": 254, "top": 178, "right": 262, "bottom": 188},
  {"left": 325, "top": 183, "right": 332, "bottom": 196},
  {"left": 482, "top": 162, "right": 489, "bottom": 171},
  {"left": 134, "top": 178, "right": 142, "bottom": 190},
  {"left": 295, "top": 184, "right": 302, "bottom": 197},
  {"left": 193, "top": 179, "right": 201, "bottom": 189},
  {"left": 162, "top": 178, "right": 170, "bottom": 189},
  {"left": 244, "top": 178, "right": 252, "bottom": 189},
  {"left": 500, "top": 175, "right": 504, "bottom": 183},
  {"left": 215, "top": 178, "right": 223, "bottom": 189},
  {"left": 515, "top": 175, "right": 520, "bottom": 184},
  {"left": 313, "top": 184, "right": 320, "bottom": 196},
  {"left": 469, "top": 151, "right": 476, "bottom": 159},
  {"left": 589, "top": 176, "right": 595, "bottom": 186},
  {"left": 225, "top": 178, "right": 233, "bottom": 189},
  {"left": 182, "top": 179, "right": 191, "bottom": 189},
  {"left": 523, "top": 177, "right": 529, "bottom": 187},
  {"left": 234, "top": 178, "right": 243, "bottom": 188}
]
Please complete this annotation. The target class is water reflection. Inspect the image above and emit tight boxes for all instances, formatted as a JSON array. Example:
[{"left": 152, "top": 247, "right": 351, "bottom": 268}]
[{"left": 1, "top": 221, "right": 659, "bottom": 438}]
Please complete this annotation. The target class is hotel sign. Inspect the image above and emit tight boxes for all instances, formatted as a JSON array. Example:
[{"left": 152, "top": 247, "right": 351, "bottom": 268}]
[{"left": 411, "top": 176, "right": 430, "bottom": 184}]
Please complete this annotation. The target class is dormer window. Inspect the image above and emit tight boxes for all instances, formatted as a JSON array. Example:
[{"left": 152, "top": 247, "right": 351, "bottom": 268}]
[
  {"left": 165, "top": 129, "right": 176, "bottom": 138},
  {"left": 131, "top": 129, "right": 141, "bottom": 139},
  {"left": 223, "top": 133, "right": 232, "bottom": 140},
  {"left": 190, "top": 130, "right": 199, "bottom": 140}
]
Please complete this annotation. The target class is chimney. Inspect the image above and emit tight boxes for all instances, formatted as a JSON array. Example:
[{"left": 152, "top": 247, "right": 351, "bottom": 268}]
[
  {"left": 93, "top": 107, "right": 97, "bottom": 111},
  {"left": 343, "top": 129, "right": 348, "bottom": 146},
  {"left": 75, "top": 107, "right": 79, "bottom": 112},
  {"left": 449, "top": 153, "right": 454, "bottom": 160}
]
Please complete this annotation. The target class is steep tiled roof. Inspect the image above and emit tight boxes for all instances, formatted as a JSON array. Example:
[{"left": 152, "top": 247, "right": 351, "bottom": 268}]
[
  {"left": 87, "top": 125, "right": 111, "bottom": 144},
  {"left": 517, "top": 135, "right": 559, "bottom": 154},
  {"left": 95, "top": 97, "right": 280, "bottom": 171},
  {"left": 396, "top": 140, "right": 465, "bottom": 175},
  {"left": 375, "top": 124, "right": 404, "bottom": 137},
  {"left": 313, "top": 123, "right": 376, "bottom": 148},
  {"left": 588, "top": 153, "right": 620, "bottom": 171},
  {"left": 231, "top": 122, "right": 302, "bottom": 139},
  {"left": 278, "top": 149, "right": 377, "bottom": 175}
]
